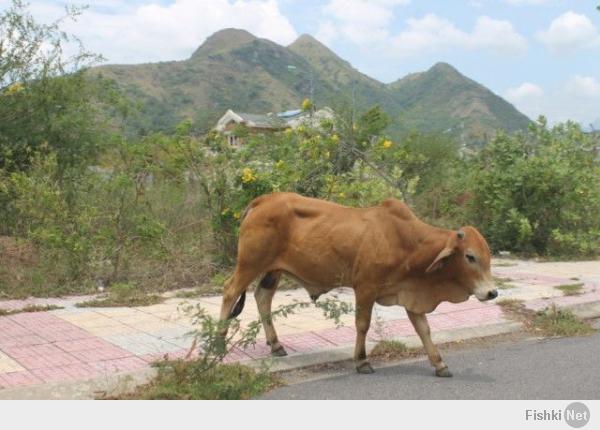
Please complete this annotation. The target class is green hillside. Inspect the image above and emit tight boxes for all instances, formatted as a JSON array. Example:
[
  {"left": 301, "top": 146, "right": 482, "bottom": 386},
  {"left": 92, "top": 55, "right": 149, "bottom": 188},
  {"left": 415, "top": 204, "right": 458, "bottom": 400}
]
[{"left": 93, "top": 28, "right": 530, "bottom": 142}]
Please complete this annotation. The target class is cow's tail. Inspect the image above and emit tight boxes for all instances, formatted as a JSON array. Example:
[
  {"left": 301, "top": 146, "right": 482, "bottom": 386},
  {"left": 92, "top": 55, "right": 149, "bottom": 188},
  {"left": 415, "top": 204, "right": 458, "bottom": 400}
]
[{"left": 228, "top": 291, "right": 246, "bottom": 319}]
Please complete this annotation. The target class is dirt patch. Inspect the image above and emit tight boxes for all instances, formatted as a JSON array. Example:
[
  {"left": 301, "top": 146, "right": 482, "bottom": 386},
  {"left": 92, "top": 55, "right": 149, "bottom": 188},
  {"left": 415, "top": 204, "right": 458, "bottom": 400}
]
[{"left": 0, "top": 236, "right": 38, "bottom": 265}]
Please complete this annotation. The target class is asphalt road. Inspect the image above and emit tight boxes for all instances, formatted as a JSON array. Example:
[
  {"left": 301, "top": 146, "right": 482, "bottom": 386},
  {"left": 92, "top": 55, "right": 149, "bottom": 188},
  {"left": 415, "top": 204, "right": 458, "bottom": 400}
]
[{"left": 261, "top": 333, "right": 600, "bottom": 399}]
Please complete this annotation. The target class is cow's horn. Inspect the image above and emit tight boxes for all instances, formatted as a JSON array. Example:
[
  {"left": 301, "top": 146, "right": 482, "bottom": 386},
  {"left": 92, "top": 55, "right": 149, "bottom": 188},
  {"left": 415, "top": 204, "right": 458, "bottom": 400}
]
[{"left": 457, "top": 230, "right": 465, "bottom": 239}]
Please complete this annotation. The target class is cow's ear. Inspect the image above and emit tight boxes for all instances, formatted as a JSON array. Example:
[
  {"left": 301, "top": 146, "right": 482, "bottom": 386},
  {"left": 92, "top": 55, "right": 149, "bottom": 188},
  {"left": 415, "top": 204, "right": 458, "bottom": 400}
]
[
  {"left": 425, "top": 246, "right": 455, "bottom": 273},
  {"left": 426, "top": 234, "right": 459, "bottom": 273}
]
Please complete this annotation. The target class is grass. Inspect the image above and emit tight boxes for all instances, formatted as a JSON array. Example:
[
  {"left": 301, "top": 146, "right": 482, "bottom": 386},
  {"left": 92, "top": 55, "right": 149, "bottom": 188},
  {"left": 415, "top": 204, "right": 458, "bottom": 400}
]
[
  {"left": 532, "top": 305, "right": 595, "bottom": 337},
  {"left": 554, "top": 283, "right": 584, "bottom": 296},
  {"left": 174, "top": 289, "right": 201, "bottom": 299},
  {"left": 496, "top": 298, "right": 527, "bottom": 315},
  {"left": 76, "top": 283, "right": 164, "bottom": 308},
  {"left": 0, "top": 304, "right": 63, "bottom": 317},
  {"left": 498, "top": 299, "right": 595, "bottom": 337},
  {"left": 114, "top": 360, "right": 279, "bottom": 400},
  {"left": 494, "top": 276, "right": 515, "bottom": 290},
  {"left": 370, "top": 340, "right": 411, "bottom": 360},
  {"left": 493, "top": 261, "right": 517, "bottom": 267}
]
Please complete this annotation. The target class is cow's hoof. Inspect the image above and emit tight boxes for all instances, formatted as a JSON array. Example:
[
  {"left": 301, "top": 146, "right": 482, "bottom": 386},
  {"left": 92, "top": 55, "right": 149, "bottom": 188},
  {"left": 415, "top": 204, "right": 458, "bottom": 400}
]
[
  {"left": 435, "top": 367, "right": 453, "bottom": 377},
  {"left": 356, "top": 362, "right": 375, "bottom": 374},
  {"left": 271, "top": 346, "right": 288, "bottom": 357}
]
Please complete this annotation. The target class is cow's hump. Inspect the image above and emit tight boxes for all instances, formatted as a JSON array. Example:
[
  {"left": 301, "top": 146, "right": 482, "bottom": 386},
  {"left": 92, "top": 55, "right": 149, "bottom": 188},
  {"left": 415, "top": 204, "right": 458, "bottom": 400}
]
[{"left": 382, "top": 198, "right": 415, "bottom": 221}]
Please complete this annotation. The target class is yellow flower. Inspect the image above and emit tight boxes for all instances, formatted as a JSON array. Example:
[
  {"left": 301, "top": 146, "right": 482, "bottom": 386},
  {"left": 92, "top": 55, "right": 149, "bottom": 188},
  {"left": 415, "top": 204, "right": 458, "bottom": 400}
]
[
  {"left": 297, "top": 125, "right": 306, "bottom": 134},
  {"left": 241, "top": 167, "right": 257, "bottom": 183},
  {"left": 275, "top": 160, "right": 285, "bottom": 169},
  {"left": 233, "top": 211, "right": 241, "bottom": 219},
  {"left": 331, "top": 134, "right": 339, "bottom": 144},
  {"left": 382, "top": 139, "right": 393, "bottom": 149},
  {"left": 221, "top": 208, "right": 230, "bottom": 216},
  {"left": 5, "top": 82, "right": 24, "bottom": 95},
  {"left": 301, "top": 98, "right": 313, "bottom": 112},
  {"left": 338, "top": 192, "right": 346, "bottom": 198},
  {"left": 324, "top": 150, "right": 330, "bottom": 159}
]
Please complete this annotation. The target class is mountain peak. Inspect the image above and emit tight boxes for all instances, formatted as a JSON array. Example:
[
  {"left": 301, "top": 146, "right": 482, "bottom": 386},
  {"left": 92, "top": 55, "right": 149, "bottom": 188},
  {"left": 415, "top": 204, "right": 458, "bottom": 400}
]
[
  {"left": 290, "top": 34, "right": 324, "bottom": 47},
  {"left": 289, "top": 34, "right": 338, "bottom": 57},
  {"left": 428, "top": 62, "right": 460, "bottom": 75},
  {"left": 192, "top": 28, "right": 257, "bottom": 58}
]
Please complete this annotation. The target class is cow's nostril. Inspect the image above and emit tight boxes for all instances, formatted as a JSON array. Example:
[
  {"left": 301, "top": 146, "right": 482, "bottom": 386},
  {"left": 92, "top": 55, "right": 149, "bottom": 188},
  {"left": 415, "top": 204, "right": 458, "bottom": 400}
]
[{"left": 487, "top": 290, "right": 498, "bottom": 300}]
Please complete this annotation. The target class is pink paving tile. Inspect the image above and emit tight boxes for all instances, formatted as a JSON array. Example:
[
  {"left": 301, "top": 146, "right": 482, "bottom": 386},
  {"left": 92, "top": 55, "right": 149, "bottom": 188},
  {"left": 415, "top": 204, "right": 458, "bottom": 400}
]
[
  {"left": 279, "top": 332, "right": 335, "bottom": 353},
  {"left": 30, "top": 363, "right": 98, "bottom": 383},
  {"left": 0, "top": 334, "right": 46, "bottom": 348},
  {"left": 70, "top": 344, "right": 134, "bottom": 363},
  {"left": 503, "top": 272, "right": 572, "bottom": 286},
  {"left": 434, "top": 298, "right": 487, "bottom": 313},
  {"left": 446, "top": 306, "right": 506, "bottom": 326},
  {"left": 1, "top": 343, "right": 65, "bottom": 358},
  {"left": 54, "top": 337, "right": 114, "bottom": 353},
  {"left": 7, "top": 312, "right": 65, "bottom": 327},
  {"left": 368, "top": 318, "right": 415, "bottom": 341},
  {"left": 315, "top": 326, "right": 357, "bottom": 346},
  {"left": 241, "top": 341, "right": 276, "bottom": 359},
  {"left": 427, "top": 314, "right": 464, "bottom": 331},
  {"left": 0, "top": 370, "right": 43, "bottom": 388},
  {"left": 7, "top": 312, "right": 93, "bottom": 343},
  {"left": 526, "top": 292, "right": 600, "bottom": 312},
  {"left": 223, "top": 347, "right": 252, "bottom": 363},
  {"left": 13, "top": 350, "right": 82, "bottom": 370},
  {"left": 0, "top": 317, "right": 34, "bottom": 337},
  {"left": 37, "top": 328, "right": 92, "bottom": 343}
]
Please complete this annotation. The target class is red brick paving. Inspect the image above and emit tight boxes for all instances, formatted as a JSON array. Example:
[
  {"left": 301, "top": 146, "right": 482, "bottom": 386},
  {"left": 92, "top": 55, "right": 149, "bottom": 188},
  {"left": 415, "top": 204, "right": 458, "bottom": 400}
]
[{"left": 1, "top": 262, "right": 600, "bottom": 390}]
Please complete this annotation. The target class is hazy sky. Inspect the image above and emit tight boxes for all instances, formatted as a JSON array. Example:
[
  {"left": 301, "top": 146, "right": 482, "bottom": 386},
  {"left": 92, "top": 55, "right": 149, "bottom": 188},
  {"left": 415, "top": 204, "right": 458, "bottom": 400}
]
[{"left": 4, "top": 0, "right": 599, "bottom": 126}]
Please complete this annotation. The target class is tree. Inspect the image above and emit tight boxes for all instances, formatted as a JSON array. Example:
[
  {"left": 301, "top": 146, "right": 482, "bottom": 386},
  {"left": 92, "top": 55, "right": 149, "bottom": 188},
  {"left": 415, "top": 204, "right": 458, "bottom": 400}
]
[
  {"left": 331, "top": 105, "right": 390, "bottom": 173},
  {"left": 0, "top": 0, "right": 107, "bottom": 172}
]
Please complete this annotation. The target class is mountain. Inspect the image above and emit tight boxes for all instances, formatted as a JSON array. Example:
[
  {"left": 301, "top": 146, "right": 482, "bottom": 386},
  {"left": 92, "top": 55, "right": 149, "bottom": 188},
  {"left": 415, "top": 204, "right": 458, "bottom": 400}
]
[{"left": 93, "top": 28, "right": 530, "bottom": 142}]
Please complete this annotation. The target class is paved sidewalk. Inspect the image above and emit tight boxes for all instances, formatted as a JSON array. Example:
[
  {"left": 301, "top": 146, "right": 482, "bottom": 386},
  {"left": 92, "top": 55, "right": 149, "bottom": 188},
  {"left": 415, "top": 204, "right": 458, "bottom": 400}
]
[{"left": 0, "top": 259, "right": 599, "bottom": 392}]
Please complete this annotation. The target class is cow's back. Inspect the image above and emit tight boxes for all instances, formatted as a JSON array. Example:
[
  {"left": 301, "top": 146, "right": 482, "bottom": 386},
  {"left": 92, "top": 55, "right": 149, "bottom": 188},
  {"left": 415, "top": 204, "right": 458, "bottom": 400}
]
[{"left": 238, "top": 193, "right": 378, "bottom": 286}]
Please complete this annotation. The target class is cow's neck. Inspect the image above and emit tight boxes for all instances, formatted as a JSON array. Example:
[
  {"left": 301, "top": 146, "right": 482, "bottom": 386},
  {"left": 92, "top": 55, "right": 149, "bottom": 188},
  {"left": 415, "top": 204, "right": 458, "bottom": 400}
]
[
  {"left": 404, "top": 225, "right": 471, "bottom": 308},
  {"left": 405, "top": 225, "right": 453, "bottom": 272}
]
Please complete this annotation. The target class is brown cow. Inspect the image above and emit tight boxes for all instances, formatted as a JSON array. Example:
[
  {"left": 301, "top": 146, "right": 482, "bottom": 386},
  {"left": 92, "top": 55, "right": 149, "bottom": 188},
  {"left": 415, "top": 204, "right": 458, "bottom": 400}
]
[{"left": 219, "top": 192, "right": 497, "bottom": 376}]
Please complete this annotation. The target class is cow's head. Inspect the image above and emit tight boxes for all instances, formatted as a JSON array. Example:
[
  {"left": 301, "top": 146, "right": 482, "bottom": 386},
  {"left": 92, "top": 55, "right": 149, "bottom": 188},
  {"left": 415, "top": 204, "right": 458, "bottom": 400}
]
[{"left": 426, "top": 226, "right": 497, "bottom": 301}]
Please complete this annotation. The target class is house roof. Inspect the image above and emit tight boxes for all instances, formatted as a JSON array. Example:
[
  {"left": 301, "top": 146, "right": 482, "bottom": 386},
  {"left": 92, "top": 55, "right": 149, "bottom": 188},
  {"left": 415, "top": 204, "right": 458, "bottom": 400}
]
[
  {"left": 277, "top": 109, "right": 303, "bottom": 119},
  {"left": 215, "top": 107, "right": 335, "bottom": 132},
  {"left": 236, "top": 112, "right": 285, "bottom": 129}
]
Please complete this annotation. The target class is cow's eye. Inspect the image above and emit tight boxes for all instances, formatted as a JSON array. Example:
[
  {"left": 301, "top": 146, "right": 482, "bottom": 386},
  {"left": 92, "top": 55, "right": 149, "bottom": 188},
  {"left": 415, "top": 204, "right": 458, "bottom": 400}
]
[{"left": 466, "top": 254, "right": 476, "bottom": 263}]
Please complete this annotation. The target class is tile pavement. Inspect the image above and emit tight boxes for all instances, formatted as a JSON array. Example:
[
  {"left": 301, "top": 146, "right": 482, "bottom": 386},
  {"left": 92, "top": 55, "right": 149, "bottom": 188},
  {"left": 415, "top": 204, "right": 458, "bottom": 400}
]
[{"left": 0, "top": 259, "right": 599, "bottom": 390}]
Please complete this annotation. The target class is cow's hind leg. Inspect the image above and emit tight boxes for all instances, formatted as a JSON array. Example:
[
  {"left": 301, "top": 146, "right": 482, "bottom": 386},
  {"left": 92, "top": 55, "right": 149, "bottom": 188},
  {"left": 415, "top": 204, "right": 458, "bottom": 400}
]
[
  {"left": 219, "top": 266, "right": 259, "bottom": 323},
  {"left": 354, "top": 288, "right": 377, "bottom": 374},
  {"left": 254, "top": 271, "right": 287, "bottom": 357},
  {"left": 407, "top": 310, "right": 452, "bottom": 377}
]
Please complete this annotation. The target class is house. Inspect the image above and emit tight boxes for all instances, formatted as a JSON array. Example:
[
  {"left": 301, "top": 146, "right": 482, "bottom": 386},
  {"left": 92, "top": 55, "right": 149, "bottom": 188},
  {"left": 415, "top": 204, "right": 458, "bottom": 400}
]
[{"left": 215, "top": 107, "right": 335, "bottom": 146}]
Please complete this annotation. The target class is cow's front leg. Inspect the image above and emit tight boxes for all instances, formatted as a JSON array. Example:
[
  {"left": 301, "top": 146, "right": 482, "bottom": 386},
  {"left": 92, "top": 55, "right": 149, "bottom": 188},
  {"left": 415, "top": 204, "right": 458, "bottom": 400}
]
[
  {"left": 407, "top": 310, "right": 452, "bottom": 377},
  {"left": 354, "top": 289, "right": 376, "bottom": 374}
]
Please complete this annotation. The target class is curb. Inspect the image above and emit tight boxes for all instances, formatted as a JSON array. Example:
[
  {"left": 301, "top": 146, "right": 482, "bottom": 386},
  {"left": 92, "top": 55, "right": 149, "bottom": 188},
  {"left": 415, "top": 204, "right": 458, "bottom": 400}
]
[
  {"left": 256, "top": 320, "right": 524, "bottom": 373},
  {"left": 0, "top": 367, "right": 157, "bottom": 400},
  {"left": 1, "top": 299, "right": 599, "bottom": 399}
]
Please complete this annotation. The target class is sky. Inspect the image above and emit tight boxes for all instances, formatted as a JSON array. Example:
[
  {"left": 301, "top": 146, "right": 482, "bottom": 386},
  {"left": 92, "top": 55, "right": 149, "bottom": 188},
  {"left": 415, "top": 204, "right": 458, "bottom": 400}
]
[{"left": 2, "top": 0, "right": 599, "bottom": 127}]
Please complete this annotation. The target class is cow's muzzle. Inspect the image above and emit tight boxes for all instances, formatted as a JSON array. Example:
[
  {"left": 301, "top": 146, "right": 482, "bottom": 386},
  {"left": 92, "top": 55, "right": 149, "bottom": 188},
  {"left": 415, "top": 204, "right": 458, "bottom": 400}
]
[
  {"left": 474, "top": 281, "right": 498, "bottom": 301},
  {"left": 486, "top": 290, "right": 498, "bottom": 300}
]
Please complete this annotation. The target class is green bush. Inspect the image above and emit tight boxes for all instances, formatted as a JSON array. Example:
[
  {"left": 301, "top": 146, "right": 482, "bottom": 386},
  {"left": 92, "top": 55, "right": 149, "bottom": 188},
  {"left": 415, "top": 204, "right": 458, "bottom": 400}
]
[{"left": 468, "top": 118, "right": 600, "bottom": 257}]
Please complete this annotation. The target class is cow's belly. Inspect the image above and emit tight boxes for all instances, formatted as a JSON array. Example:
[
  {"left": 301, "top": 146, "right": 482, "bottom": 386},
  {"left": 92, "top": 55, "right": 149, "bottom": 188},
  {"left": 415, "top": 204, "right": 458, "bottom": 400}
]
[{"left": 272, "top": 244, "right": 353, "bottom": 290}]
